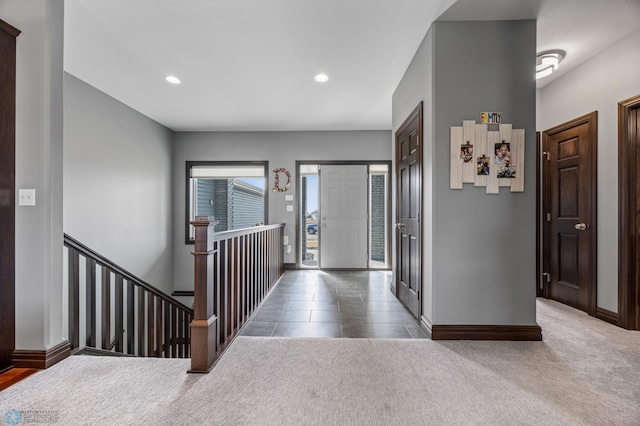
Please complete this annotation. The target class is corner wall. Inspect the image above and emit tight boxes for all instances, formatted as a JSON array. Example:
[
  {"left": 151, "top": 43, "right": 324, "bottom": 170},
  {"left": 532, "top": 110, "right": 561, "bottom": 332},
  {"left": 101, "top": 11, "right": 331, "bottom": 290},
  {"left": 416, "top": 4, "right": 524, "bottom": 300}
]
[
  {"left": 393, "top": 20, "right": 537, "bottom": 327},
  {"left": 172, "top": 131, "right": 391, "bottom": 290},
  {"left": 0, "top": 0, "right": 65, "bottom": 351},
  {"left": 64, "top": 73, "right": 175, "bottom": 295},
  {"left": 537, "top": 28, "right": 640, "bottom": 313},
  {"left": 392, "top": 28, "right": 435, "bottom": 324}
]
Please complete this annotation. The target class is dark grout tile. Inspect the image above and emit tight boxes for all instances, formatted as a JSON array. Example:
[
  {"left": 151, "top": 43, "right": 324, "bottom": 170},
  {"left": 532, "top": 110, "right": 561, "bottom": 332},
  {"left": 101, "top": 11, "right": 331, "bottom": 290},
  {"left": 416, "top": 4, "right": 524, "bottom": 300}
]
[
  {"left": 368, "top": 310, "right": 417, "bottom": 324},
  {"left": 340, "top": 301, "right": 395, "bottom": 312},
  {"left": 286, "top": 300, "right": 339, "bottom": 311},
  {"left": 239, "top": 322, "right": 277, "bottom": 337},
  {"left": 361, "top": 293, "right": 396, "bottom": 302},
  {"left": 243, "top": 270, "right": 424, "bottom": 340},
  {"left": 257, "top": 300, "right": 288, "bottom": 310},
  {"left": 251, "top": 310, "right": 311, "bottom": 323},
  {"left": 341, "top": 323, "right": 412, "bottom": 338},
  {"left": 404, "top": 323, "right": 430, "bottom": 339},
  {"left": 313, "top": 293, "right": 362, "bottom": 302},
  {"left": 272, "top": 322, "right": 342, "bottom": 338},
  {"left": 310, "top": 310, "right": 370, "bottom": 324}
]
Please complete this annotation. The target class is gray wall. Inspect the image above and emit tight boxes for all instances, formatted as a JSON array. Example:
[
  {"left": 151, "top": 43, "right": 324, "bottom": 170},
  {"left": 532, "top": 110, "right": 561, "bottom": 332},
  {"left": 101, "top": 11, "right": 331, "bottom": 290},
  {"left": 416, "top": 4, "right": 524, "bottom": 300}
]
[
  {"left": 392, "top": 28, "right": 435, "bottom": 323},
  {"left": 393, "top": 20, "right": 537, "bottom": 326},
  {"left": 64, "top": 73, "right": 175, "bottom": 295},
  {"left": 1, "top": 0, "right": 65, "bottom": 350},
  {"left": 172, "top": 131, "right": 391, "bottom": 290},
  {"left": 537, "top": 28, "right": 640, "bottom": 313}
]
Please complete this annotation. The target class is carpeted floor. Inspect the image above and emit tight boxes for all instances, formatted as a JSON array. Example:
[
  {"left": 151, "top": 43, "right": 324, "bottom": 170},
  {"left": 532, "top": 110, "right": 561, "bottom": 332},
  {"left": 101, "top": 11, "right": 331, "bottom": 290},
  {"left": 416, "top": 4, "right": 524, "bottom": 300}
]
[{"left": 1, "top": 299, "right": 639, "bottom": 425}]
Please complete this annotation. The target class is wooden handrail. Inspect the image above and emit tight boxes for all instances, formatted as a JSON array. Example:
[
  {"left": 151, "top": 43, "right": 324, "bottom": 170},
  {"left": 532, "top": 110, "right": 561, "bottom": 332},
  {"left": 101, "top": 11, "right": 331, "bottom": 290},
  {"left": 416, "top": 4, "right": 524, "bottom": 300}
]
[
  {"left": 189, "top": 218, "right": 285, "bottom": 373},
  {"left": 211, "top": 223, "right": 285, "bottom": 241},
  {"left": 64, "top": 234, "right": 193, "bottom": 358},
  {"left": 64, "top": 234, "right": 192, "bottom": 312}
]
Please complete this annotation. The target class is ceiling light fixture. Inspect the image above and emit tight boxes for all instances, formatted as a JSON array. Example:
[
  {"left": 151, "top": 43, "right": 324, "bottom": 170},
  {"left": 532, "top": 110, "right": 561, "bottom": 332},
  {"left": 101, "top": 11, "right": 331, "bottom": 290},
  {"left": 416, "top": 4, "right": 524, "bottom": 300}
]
[
  {"left": 536, "top": 51, "right": 564, "bottom": 80},
  {"left": 165, "top": 75, "right": 181, "bottom": 85},
  {"left": 314, "top": 73, "right": 329, "bottom": 83}
]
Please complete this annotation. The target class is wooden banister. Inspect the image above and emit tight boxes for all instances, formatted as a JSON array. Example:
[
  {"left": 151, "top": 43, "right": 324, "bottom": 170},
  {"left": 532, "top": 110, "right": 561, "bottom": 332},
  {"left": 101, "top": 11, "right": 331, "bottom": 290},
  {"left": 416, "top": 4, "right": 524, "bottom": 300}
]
[
  {"left": 64, "top": 234, "right": 193, "bottom": 359},
  {"left": 189, "top": 219, "right": 285, "bottom": 373}
]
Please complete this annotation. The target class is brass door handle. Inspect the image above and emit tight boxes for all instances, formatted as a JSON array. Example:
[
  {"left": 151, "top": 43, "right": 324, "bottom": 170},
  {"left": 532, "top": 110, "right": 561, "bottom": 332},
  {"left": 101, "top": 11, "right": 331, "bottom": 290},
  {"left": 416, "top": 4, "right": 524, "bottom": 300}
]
[
  {"left": 395, "top": 223, "right": 405, "bottom": 229},
  {"left": 574, "top": 223, "right": 587, "bottom": 231}
]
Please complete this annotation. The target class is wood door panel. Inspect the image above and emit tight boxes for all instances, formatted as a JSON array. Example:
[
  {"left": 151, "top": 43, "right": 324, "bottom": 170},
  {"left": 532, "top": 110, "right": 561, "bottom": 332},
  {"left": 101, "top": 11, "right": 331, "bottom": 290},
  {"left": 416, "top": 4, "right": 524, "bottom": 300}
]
[
  {"left": 558, "top": 234, "right": 579, "bottom": 288},
  {"left": 543, "top": 112, "right": 597, "bottom": 315},
  {"left": 558, "top": 137, "right": 578, "bottom": 159},
  {"left": 558, "top": 167, "right": 578, "bottom": 218}
]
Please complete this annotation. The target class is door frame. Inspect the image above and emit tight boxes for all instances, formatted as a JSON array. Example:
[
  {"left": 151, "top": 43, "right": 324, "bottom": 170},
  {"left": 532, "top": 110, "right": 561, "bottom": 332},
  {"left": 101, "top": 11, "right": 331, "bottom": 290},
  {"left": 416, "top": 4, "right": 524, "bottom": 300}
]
[
  {"left": 295, "top": 160, "right": 392, "bottom": 270},
  {"left": 542, "top": 111, "right": 598, "bottom": 317},
  {"left": 618, "top": 94, "right": 640, "bottom": 330},
  {"left": 393, "top": 102, "right": 423, "bottom": 315},
  {"left": 0, "top": 19, "right": 20, "bottom": 373}
]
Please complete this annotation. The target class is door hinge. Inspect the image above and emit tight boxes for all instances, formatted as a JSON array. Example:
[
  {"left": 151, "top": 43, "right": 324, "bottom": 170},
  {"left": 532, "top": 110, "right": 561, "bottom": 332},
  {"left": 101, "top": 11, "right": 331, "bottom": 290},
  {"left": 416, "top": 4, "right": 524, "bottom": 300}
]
[
  {"left": 542, "top": 272, "right": 551, "bottom": 284},
  {"left": 543, "top": 151, "right": 550, "bottom": 162},
  {"left": 546, "top": 213, "right": 551, "bottom": 222}
]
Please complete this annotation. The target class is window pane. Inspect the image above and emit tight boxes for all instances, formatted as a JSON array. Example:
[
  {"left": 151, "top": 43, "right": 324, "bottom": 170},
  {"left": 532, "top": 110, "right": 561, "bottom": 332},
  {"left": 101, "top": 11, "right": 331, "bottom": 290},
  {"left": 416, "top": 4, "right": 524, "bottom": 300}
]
[
  {"left": 194, "top": 178, "right": 265, "bottom": 233},
  {"left": 186, "top": 161, "right": 267, "bottom": 242}
]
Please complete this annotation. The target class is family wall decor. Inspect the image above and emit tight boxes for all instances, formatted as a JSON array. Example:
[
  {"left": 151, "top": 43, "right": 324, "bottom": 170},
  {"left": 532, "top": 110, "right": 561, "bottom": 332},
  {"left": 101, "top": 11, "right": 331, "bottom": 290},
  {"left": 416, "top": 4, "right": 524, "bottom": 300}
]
[{"left": 450, "top": 119, "right": 525, "bottom": 193}]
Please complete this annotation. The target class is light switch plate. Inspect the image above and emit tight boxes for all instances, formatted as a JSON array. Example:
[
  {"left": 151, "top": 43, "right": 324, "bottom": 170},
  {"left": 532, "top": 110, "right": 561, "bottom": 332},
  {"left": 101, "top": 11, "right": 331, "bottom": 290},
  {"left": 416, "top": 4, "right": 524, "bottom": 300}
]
[
  {"left": 285, "top": 195, "right": 294, "bottom": 201},
  {"left": 18, "top": 189, "right": 36, "bottom": 206},
  {"left": 286, "top": 205, "right": 293, "bottom": 212}
]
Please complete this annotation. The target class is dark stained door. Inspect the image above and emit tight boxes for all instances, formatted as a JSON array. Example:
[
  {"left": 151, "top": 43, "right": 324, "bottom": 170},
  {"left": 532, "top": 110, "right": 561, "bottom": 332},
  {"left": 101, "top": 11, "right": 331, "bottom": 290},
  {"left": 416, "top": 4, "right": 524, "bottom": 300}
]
[
  {"left": 618, "top": 95, "right": 640, "bottom": 330},
  {"left": 543, "top": 112, "right": 597, "bottom": 314},
  {"left": 0, "top": 20, "right": 20, "bottom": 372},
  {"left": 395, "top": 103, "right": 422, "bottom": 318}
]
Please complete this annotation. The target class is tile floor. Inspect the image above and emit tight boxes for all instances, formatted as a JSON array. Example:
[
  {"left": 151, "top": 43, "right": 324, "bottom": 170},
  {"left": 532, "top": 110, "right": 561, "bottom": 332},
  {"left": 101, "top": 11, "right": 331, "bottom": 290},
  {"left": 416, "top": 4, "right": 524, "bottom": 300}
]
[{"left": 239, "top": 270, "right": 428, "bottom": 339}]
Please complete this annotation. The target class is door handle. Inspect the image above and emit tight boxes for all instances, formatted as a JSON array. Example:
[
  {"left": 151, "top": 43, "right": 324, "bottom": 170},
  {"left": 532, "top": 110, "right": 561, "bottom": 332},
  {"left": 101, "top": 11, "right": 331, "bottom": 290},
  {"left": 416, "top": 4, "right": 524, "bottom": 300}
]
[
  {"left": 574, "top": 223, "right": 587, "bottom": 231},
  {"left": 395, "top": 223, "right": 405, "bottom": 229}
]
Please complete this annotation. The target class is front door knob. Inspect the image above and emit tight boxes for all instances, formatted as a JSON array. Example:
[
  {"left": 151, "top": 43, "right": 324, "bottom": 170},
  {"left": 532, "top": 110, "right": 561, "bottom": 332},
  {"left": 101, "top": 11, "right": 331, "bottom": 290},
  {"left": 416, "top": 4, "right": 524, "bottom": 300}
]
[{"left": 574, "top": 223, "right": 587, "bottom": 231}]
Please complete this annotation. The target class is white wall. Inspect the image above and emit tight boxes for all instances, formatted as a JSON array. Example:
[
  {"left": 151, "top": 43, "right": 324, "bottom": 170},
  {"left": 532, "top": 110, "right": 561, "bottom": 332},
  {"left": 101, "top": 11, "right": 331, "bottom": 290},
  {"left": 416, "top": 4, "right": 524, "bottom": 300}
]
[
  {"left": 537, "top": 28, "right": 640, "bottom": 313},
  {"left": 0, "top": 0, "right": 65, "bottom": 350},
  {"left": 172, "top": 131, "right": 391, "bottom": 290},
  {"left": 64, "top": 73, "right": 175, "bottom": 295}
]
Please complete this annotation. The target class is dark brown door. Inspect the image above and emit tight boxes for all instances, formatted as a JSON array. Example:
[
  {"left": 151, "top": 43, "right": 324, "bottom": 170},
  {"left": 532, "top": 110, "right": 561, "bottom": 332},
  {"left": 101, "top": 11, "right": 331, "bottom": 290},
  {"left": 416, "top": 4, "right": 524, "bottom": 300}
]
[
  {"left": 395, "top": 103, "right": 422, "bottom": 318},
  {"left": 0, "top": 20, "right": 20, "bottom": 372},
  {"left": 543, "top": 112, "right": 597, "bottom": 314},
  {"left": 618, "top": 95, "right": 640, "bottom": 330}
]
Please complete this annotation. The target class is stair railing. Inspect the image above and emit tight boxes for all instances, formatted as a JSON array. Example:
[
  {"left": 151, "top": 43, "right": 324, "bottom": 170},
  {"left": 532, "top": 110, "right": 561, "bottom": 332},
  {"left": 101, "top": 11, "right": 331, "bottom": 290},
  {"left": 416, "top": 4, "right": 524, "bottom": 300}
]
[
  {"left": 190, "top": 218, "right": 285, "bottom": 373},
  {"left": 64, "top": 234, "right": 193, "bottom": 358}
]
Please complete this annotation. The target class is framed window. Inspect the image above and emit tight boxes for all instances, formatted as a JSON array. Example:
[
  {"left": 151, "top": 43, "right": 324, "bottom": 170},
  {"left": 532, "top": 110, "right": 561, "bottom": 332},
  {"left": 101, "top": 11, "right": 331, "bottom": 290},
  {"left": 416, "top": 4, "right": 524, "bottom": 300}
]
[{"left": 185, "top": 161, "right": 268, "bottom": 243}]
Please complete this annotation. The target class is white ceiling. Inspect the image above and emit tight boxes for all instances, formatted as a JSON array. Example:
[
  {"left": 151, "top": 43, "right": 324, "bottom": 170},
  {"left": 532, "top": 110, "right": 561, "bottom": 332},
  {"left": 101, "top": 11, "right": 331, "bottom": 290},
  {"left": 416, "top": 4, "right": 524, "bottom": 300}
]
[{"left": 64, "top": 0, "right": 640, "bottom": 132}]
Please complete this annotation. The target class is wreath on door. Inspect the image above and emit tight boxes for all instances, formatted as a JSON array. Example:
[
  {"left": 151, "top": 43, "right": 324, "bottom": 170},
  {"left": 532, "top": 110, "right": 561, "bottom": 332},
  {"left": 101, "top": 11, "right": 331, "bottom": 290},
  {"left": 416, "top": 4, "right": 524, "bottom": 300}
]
[{"left": 272, "top": 168, "right": 291, "bottom": 192}]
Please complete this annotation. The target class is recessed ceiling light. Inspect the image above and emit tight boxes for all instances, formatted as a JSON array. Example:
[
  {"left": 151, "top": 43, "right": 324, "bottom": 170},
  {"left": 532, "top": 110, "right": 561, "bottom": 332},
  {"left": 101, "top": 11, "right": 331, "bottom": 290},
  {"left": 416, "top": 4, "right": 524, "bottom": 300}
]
[
  {"left": 314, "top": 73, "right": 329, "bottom": 83},
  {"left": 535, "top": 51, "right": 564, "bottom": 80},
  {"left": 165, "top": 75, "right": 181, "bottom": 85}
]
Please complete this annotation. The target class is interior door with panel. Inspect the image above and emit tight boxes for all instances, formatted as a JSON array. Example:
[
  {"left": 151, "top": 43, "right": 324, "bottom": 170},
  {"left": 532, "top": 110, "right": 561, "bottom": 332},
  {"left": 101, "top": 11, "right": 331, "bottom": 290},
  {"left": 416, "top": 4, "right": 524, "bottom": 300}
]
[
  {"left": 319, "top": 165, "right": 368, "bottom": 269},
  {"left": 543, "top": 112, "right": 597, "bottom": 314},
  {"left": 395, "top": 103, "right": 422, "bottom": 318}
]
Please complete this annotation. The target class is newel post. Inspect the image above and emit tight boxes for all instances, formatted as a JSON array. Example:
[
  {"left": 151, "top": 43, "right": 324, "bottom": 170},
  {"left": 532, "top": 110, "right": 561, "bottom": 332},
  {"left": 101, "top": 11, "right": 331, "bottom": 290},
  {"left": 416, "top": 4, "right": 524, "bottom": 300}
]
[{"left": 189, "top": 216, "right": 218, "bottom": 373}]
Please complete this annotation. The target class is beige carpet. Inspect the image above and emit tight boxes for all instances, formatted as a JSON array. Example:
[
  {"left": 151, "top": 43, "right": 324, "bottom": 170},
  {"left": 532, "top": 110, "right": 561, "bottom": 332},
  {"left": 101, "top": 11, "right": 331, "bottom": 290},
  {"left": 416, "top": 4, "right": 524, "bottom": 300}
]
[{"left": 1, "top": 299, "right": 639, "bottom": 425}]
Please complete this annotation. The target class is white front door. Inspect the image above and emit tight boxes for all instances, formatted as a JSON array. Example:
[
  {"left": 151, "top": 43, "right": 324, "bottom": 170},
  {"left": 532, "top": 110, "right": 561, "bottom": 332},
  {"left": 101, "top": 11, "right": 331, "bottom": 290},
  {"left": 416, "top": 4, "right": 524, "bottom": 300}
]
[{"left": 319, "top": 165, "right": 368, "bottom": 268}]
